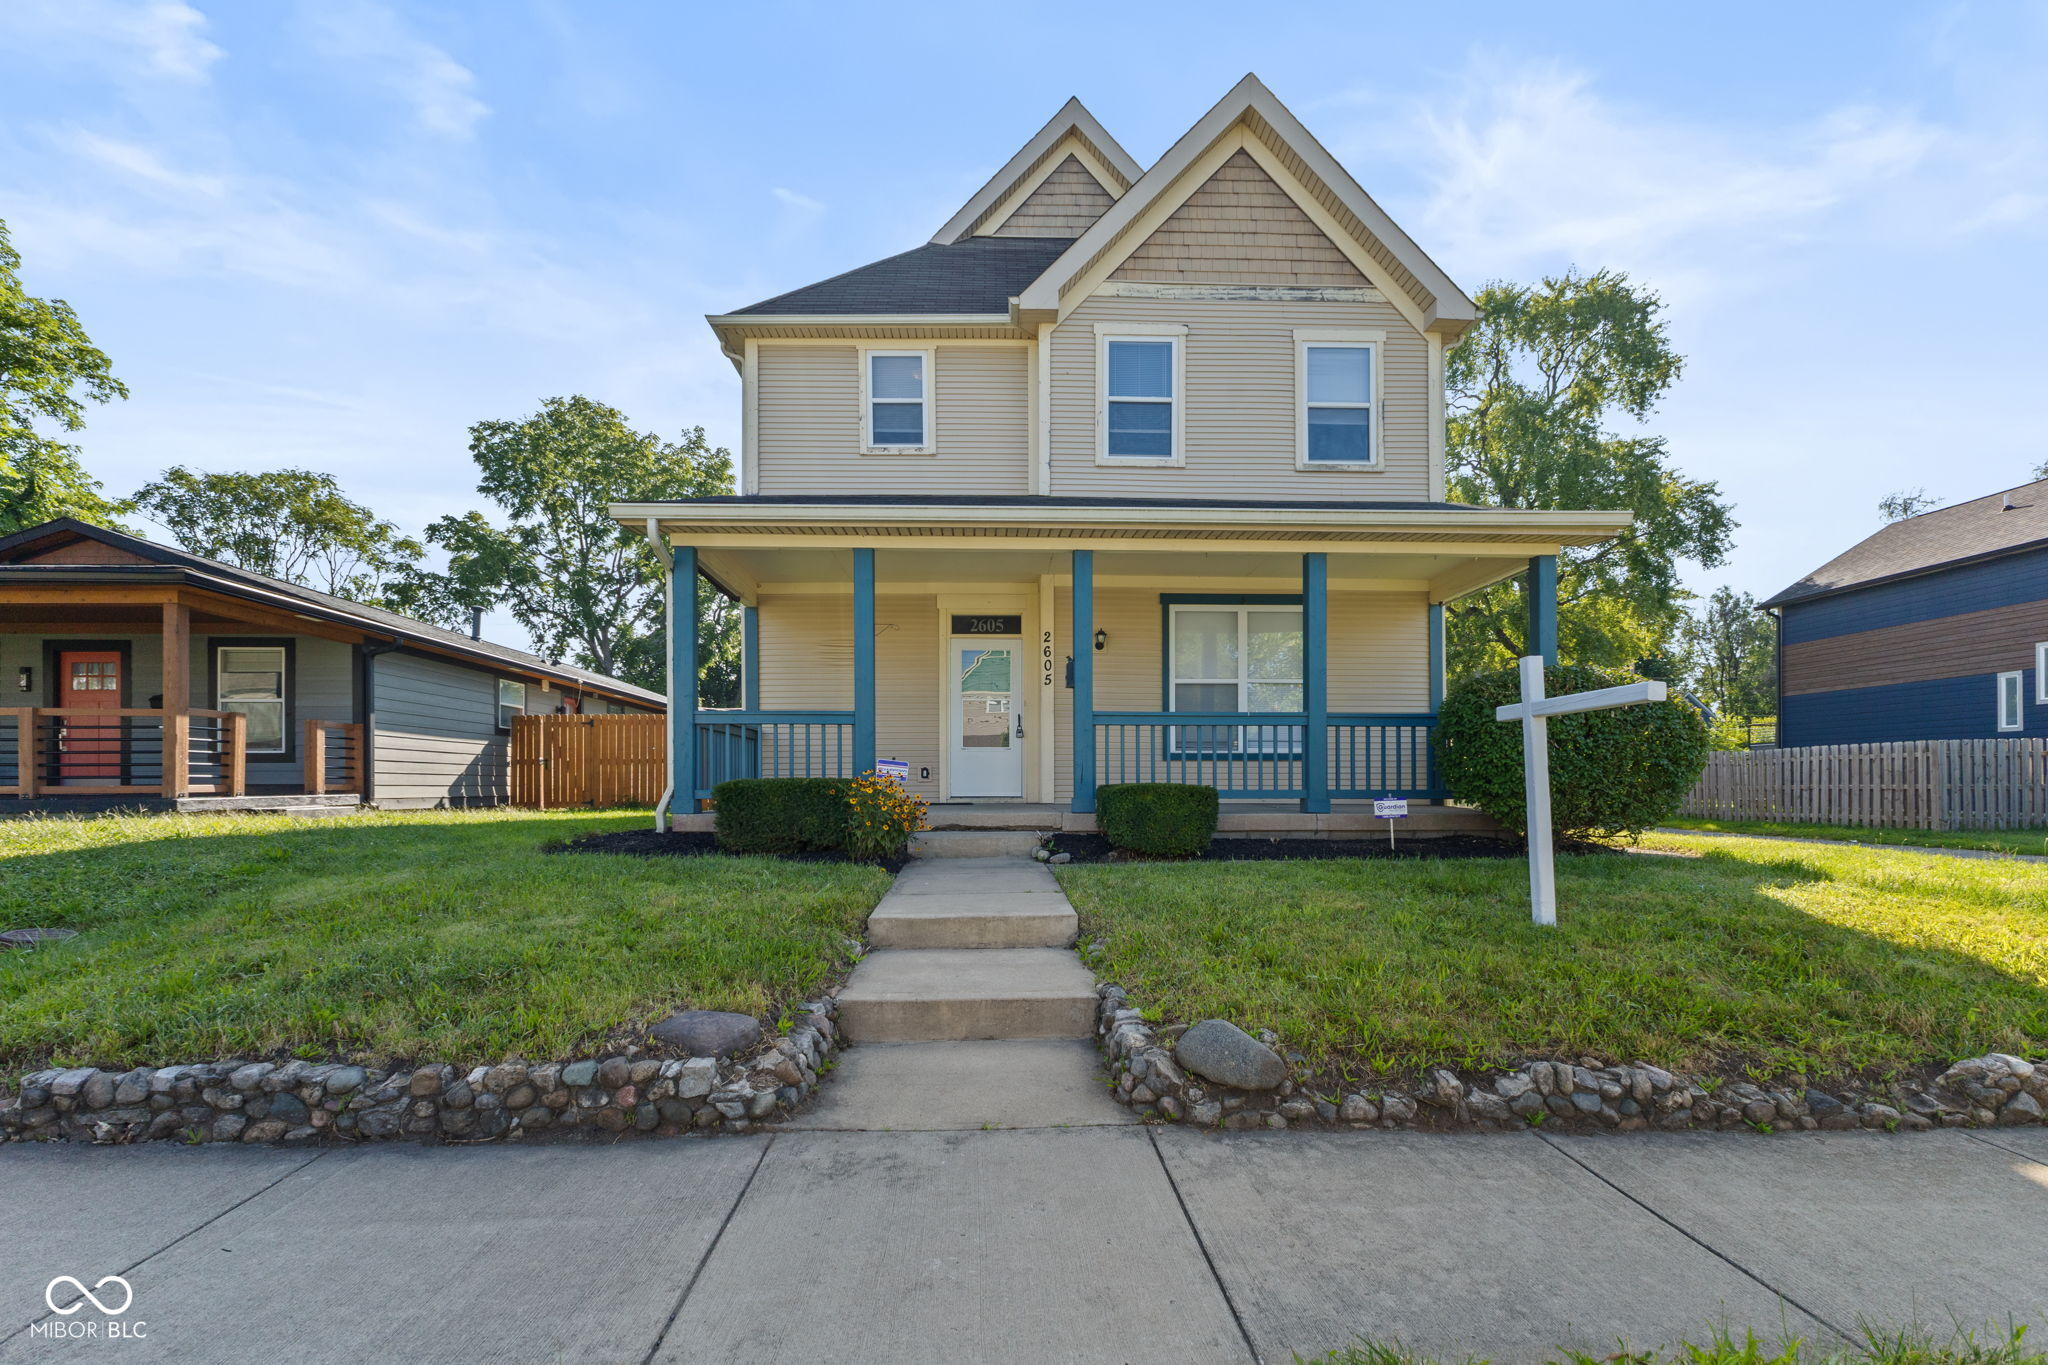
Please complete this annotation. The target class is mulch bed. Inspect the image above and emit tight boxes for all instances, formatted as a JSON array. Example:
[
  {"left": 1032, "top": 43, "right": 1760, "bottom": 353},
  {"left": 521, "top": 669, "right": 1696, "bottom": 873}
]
[
  {"left": 549, "top": 828, "right": 911, "bottom": 874},
  {"left": 1049, "top": 832, "right": 1616, "bottom": 863}
]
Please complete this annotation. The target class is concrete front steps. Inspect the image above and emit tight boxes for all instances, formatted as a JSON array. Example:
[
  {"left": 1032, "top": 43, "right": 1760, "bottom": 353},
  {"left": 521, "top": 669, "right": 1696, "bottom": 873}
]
[{"left": 837, "top": 857, "right": 1096, "bottom": 1044}]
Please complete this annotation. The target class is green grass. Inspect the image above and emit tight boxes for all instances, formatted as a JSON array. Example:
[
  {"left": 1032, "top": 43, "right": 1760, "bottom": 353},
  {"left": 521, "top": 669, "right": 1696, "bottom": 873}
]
[
  {"left": 1305, "top": 1324, "right": 2042, "bottom": 1365},
  {"left": 0, "top": 809, "right": 891, "bottom": 1072},
  {"left": 1057, "top": 832, "right": 2048, "bottom": 1077},
  {"left": 1665, "top": 818, "right": 2048, "bottom": 859}
]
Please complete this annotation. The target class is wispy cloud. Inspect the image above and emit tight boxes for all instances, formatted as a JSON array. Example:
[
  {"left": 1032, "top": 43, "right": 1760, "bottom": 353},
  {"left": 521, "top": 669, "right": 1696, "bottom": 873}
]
[
  {"left": 2, "top": 0, "right": 223, "bottom": 83},
  {"left": 300, "top": 0, "right": 489, "bottom": 140},
  {"left": 770, "top": 186, "right": 827, "bottom": 240}
]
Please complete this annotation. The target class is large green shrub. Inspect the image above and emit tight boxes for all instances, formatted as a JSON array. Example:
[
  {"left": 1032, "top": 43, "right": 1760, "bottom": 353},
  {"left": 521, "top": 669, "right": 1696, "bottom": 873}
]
[
  {"left": 1435, "top": 663, "right": 1709, "bottom": 840},
  {"left": 1096, "top": 783, "right": 1219, "bottom": 858},
  {"left": 711, "top": 778, "right": 852, "bottom": 855}
]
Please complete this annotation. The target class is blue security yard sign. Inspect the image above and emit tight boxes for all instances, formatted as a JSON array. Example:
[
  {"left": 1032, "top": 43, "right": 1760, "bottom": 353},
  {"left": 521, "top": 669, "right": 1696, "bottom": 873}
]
[{"left": 875, "top": 758, "right": 910, "bottom": 785}]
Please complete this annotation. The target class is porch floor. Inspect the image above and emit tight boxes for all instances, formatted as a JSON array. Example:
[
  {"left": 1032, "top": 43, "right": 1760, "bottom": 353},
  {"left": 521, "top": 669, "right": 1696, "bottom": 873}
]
[{"left": 671, "top": 801, "right": 1499, "bottom": 838}]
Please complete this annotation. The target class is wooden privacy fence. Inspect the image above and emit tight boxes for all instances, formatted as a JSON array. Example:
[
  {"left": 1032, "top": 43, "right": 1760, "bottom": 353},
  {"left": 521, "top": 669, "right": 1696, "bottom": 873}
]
[
  {"left": 1680, "top": 738, "right": 2048, "bottom": 830},
  {"left": 509, "top": 714, "right": 665, "bottom": 809}
]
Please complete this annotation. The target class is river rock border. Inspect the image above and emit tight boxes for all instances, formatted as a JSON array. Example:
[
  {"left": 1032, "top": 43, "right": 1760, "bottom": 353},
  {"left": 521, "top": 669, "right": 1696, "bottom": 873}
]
[
  {"left": 0, "top": 1001, "right": 838, "bottom": 1146},
  {"left": 1097, "top": 984, "right": 2047, "bottom": 1134}
]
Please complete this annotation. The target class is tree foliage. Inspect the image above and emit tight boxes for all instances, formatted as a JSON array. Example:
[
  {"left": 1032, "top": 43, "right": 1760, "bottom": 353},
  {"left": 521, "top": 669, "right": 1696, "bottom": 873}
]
[
  {"left": 130, "top": 466, "right": 428, "bottom": 604},
  {"left": 1877, "top": 488, "right": 1940, "bottom": 522},
  {"left": 0, "top": 218, "right": 128, "bottom": 532},
  {"left": 1679, "top": 586, "right": 1776, "bottom": 721},
  {"left": 422, "top": 396, "right": 735, "bottom": 695},
  {"left": 1436, "top": 662, "right": 1710, "bottom": 841},
  {"left": 1444, "top": 269, "right": 1735, "bottom": 675}
]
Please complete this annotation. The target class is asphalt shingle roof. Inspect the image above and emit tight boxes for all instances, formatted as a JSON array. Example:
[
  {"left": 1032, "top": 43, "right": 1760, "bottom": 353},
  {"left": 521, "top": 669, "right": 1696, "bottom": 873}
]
[
  {"left": 1762, "top": 478, "right": 2048, "bottom": 608},
  {"left": 728, "top": 237, "right": 1075, "bottom": 316}
]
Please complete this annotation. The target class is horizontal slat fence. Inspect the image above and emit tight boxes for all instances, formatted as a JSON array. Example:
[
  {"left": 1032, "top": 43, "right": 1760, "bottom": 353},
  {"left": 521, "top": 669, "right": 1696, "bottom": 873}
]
[
  {"left": 1681, "top": 738, "right": 2048, "bottom": 830},
  {"left": 509, "top": 714, "right": 666, "bottom": 809}
]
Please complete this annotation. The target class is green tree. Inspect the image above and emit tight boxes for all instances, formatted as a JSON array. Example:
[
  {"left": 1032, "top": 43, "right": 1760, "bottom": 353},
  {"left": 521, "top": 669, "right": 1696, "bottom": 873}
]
[
  {"left": 0, "top": 218, "right": 128, "bottom": 532},
  {"left": 129, "top": 466, "right": 428, "bottom": 604},
  {"left": 1680, "top": 586, "right": 1776, "bottom": 720},
  {"left": 423, "top": 396, "right": 735, "bottom": 696},
  {"left": 1877, "top": 488, "right": 1939, "bottom": 521},
  {"left": 1444, "top": 269, "right": 1735, "bottom": 674}
]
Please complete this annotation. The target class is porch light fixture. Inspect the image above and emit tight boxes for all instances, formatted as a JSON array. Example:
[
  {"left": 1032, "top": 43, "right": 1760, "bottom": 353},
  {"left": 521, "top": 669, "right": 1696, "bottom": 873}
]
[
  {"left": 15, "top": 666, "right": 29, "bottom": 692},
  {"left": 1093, "top": 629, "right": 1108, "bottom": 652}
]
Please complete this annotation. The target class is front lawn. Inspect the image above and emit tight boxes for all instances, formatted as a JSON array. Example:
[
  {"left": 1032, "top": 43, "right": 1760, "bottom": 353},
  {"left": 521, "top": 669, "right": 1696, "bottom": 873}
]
[
  {"left": 1665, "top": 817, "right": 2048, "bottom": 858},
  {"left": 1057, "top": 832, "right": 2048, "bottom": 1078},
  {"left": 0, "top": 809, "right": 890, "bottom": 1072}
]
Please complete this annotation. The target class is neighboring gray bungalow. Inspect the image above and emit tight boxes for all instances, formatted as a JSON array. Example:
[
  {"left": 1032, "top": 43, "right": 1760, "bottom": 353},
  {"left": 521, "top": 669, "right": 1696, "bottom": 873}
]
[{"left": 0, "top": 518, "right": 662, "bottom": 813}]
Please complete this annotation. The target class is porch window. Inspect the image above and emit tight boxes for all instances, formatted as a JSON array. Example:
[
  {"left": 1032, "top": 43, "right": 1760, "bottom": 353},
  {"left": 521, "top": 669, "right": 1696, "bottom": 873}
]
[
  {"left": 1104, "top": 338, "right": 1176, "bottom": 460},
  {"left": 498, "top": 679, "right": 526, "bottom": 731},
  {"left": 1169, "top": 605, "right": 1303, "bottom": 752},
  {"left": 217, "top": 646, "right": 287, "bottom": 753},
  {"left": 864, "top": 351, "right": 929, "bottom": 450},
  {"left": 1999, "top": 671, "right": 2025, "bottom": 731}
]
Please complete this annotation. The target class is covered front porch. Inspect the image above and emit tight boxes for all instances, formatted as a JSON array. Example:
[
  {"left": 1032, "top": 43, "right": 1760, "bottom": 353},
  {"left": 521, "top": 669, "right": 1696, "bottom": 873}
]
[{"left": 629, "top": 498, "right": 1627, "bottom": 822}]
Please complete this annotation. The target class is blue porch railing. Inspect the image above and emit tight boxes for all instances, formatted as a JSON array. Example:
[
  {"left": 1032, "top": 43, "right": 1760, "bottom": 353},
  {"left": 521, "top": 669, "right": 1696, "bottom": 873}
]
[
  {"left": 693, "top": 710, "right": 857, "bottom": 800},
  {"left": 1091, "top": 711, "right": 1444, "bottom": 801}
]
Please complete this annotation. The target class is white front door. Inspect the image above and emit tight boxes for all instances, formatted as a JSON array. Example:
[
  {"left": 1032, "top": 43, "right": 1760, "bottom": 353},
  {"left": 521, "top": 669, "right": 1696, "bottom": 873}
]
[{"left": 948, "top": 638, "right": 1023, "bottom": 797}]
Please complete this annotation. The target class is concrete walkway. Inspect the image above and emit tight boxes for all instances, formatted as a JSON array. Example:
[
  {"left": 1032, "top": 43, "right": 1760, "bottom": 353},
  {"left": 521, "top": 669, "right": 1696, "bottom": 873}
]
[
  {"left": 1657, "top": 826, "right": 2048, "bottom": 863},
  {"left": 4, "top": 1127, "right": 2043, "bottom": 1363},
  {"left": 822, "top": 855, "right": 1128, "bottom": 1130}
]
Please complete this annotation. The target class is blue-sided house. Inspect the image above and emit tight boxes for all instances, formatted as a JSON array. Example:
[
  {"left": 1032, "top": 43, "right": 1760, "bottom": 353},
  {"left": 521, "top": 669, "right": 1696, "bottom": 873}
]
[{"left": 1765, "top": 478, "right": 2048, "bottom": 747}]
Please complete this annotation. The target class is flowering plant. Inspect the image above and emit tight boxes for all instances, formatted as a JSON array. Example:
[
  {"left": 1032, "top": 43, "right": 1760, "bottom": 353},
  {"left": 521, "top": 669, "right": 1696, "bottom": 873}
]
[{"left": 843, "top": 770, "right": 930, "bottom": 862}]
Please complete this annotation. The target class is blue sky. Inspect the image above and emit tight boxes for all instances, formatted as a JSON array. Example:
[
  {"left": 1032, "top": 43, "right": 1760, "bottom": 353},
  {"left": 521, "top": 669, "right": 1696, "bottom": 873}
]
[{"left": 4, "top": 0, "right": 2044, "bottom": 649}]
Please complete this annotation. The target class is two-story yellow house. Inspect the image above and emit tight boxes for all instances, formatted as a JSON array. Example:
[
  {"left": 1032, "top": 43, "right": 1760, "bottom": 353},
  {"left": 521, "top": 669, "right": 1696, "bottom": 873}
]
[{"left": 615, "top": 75, "right": 1628, "bottom": 834}]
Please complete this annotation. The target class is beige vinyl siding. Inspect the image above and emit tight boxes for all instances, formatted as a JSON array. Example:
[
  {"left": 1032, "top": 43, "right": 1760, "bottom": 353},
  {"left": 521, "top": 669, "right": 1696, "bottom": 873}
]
[
  {"left": 755, "top": 344, "right": 1030, "bottom": 496},
  {"left": 990, "top": 155, "right": 1114, "bottom": 238},
  {"left": 1049, "top": 294, "right": 1430, "bottom": 499},
  {"left": 754, "top": 592, "right": 941, "bottom": 799},
  {"left": 1109, "top": 150, "right": 1368, "bottom": 288}
]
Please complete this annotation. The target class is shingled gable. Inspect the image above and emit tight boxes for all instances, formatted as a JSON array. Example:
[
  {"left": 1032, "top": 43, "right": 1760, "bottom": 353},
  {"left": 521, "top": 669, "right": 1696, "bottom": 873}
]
[
  {"left": 929, "top": 97, "right": 1141, "bottom": 245},
  {"left": 1012, "top": 74, "right": 1477, "bottom": 337}
]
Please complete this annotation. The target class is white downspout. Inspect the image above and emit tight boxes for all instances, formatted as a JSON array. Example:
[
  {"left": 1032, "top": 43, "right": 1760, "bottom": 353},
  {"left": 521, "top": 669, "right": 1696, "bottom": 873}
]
[{"left": 646, "top": 516, "right": 674, "bottom": 832}]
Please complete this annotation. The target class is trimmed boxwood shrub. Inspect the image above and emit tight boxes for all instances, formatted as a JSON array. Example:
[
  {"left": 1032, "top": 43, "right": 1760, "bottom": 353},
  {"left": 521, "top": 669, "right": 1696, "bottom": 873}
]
[
  {"left": 711, "top": 778, "right": 853, "bottom": 855},
  {"left": 1097, "top": 783, "right": 1219, "bottom": 858},
  {"left": 1435, "top": 663, "right": 1710, "bottom": 840}
]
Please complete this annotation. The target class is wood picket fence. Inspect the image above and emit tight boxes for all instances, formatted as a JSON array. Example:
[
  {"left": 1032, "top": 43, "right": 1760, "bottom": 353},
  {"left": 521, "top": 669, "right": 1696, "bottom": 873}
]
[
  {"left": 1680, "top": 737, "right": 2048, "bottom": 830},
  {"left": 508, "top": 713, "right": 665, "bottom": 809}
]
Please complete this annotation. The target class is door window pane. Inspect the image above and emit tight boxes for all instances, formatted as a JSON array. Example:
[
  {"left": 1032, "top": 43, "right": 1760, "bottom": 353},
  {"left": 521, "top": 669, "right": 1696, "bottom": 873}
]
[{"left": 958, "top": 648, "right": 1012, "bottom": 749}]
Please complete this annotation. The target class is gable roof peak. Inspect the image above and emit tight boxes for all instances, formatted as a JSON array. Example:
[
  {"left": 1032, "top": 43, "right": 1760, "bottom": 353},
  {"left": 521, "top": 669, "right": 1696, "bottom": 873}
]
[{"left": 930, "top": 97, "right": 1141, "bottom": 245}]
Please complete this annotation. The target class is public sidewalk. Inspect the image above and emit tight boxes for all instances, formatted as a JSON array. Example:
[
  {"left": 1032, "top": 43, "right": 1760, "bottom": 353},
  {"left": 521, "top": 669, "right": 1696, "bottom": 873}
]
[{"left": 4, "top": 1126, "right": 2044, "bottom": 1363}]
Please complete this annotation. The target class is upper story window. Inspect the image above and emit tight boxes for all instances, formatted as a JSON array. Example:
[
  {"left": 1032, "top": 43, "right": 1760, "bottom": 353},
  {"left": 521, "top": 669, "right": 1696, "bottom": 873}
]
[
  {"left": 1097, "top": 325, "right": 1184, "bottom": 465},
  {"left": 1296, "top": 330, "right": 1383, "bottom": 469},
  {"left": 1998, "top": 670, "right": 2025, "bottom": 731},
  {"left": 863, "top": 349, "right": 932, "bottom": 453}
]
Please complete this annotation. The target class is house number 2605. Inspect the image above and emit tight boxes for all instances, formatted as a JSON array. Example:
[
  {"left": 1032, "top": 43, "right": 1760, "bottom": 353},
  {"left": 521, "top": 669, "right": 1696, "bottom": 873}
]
[{"left": 1041, "top": 631, "right": 1054, "bottom": 686}]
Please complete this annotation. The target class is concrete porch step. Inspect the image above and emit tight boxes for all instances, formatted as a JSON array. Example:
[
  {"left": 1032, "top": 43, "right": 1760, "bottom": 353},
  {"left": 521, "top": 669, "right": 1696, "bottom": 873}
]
[
  {"left": 867, "top": 893, "right": 1078, "bottom": 949},
  {"left": 836, "top": 949, "right": 1099, "bottom": 1042},
  {"left": 908, "top": 830, "right": 1045, "bottom": 858}
]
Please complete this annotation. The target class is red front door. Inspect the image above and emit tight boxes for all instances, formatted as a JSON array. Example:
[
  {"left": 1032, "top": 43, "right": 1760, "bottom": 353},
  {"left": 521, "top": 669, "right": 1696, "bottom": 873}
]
[{"left": 56, "top": 650, "right": 123, "bottom": 781}]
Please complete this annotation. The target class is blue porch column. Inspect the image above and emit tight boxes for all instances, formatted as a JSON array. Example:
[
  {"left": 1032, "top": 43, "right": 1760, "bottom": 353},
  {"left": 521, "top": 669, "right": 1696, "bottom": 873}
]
[
  {"left": 852, "top": 547, "right": 876, "bottom": 775},
  {"left": 669, "top": 545, "right": 698, "bottom": 817},
  {"left": 741, "top": 604, "right": 760, "bottom": 711},
  {"left": 1301, "top": 552, "right": 1329, "bottom": 813},
  {"left": 1071, "top": 549, "right": 1096, "bottom": 814},
  {"left": 1527, "top": 555, "right": 1558, "bottom": 666},
  {"left": 1427, "top": 602, "right": 1446, "bottom": 710}
]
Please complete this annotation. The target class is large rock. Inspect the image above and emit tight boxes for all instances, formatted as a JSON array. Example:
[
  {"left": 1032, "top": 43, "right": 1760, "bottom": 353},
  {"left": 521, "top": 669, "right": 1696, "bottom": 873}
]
[
  {"left": 1173, "top": 1019, "right": 1286, "bottom": 1092},
  {"left": 649, "top": 1010, "right": 762, "bottom": 1058}
]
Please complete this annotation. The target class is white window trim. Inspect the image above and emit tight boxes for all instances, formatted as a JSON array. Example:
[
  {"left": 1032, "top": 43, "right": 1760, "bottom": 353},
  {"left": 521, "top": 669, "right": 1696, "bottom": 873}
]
[
  {"left": 2036, "top": 643, "right": 2048, "bottom": 704},
  {"left": 1294, "top": 328, "right": 1385, "bottom": 471},
  {"left": 1168, "top": 603, "right": 1305, "bottom": 754},
  {"left": 498, "top": 678, "right": 527, "bottom": 733},
  {"left": 1998, "top": 670, "right": 2025, "bottom": 732},
  {"left": 1095, "top": 323, "right": 1186, "bottom": 467},
  {"left": 860, "top": 347, "right": 936, "bottom": 455}
]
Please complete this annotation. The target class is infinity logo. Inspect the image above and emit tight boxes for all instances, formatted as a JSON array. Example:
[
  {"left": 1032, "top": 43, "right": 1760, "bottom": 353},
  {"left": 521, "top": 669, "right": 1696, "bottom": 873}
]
[{"left": 45, "top": 1275, "right": 133, "bottom": 1316}]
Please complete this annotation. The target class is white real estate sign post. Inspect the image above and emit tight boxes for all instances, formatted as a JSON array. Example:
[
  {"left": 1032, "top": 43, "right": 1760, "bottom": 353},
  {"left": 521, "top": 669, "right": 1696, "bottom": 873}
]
[{"left": 1495, "top": 656, "right": 1667, "bottom": 927}]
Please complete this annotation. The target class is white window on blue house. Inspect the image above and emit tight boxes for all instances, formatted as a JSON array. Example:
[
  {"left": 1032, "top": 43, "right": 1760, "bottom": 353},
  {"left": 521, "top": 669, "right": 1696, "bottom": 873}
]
[
  {"left": 864, "top": 350, "right": 931, "bottom": 451},
  {"left": 1296, "top": 333, "right": 1381, "bottom": 468},
  {"left": 1169, "top": 604, "right": 1303, "bottom": 753},
  {"left": 1998, "top": 670, "right": 2024, "bottom": 731},
  {"left": 1101, "top": 335, "right": 1179, "bottom": 463},
  {"left": 2036, "top": 642, "right": 2048, "bottom": 703}
]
